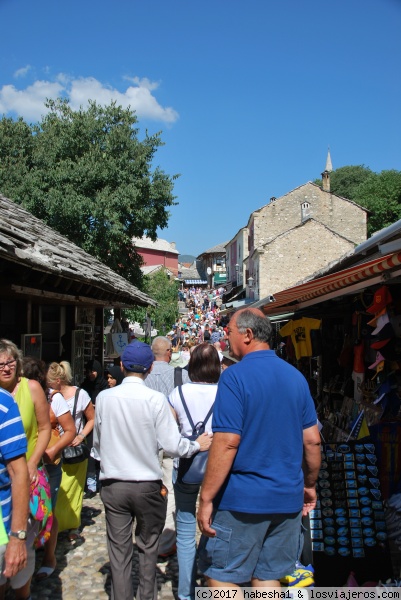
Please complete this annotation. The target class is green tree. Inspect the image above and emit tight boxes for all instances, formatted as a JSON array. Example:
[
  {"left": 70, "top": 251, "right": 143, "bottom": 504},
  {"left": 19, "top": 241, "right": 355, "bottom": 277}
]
[
  {"left": 314, "top": 165, "right": 372, "bottom": 199},
  {"left": 315, "top": 165, "right": 401, "bottom": 236},
  {"left": 125, "top": 269, "right": 179, "bottom": 336},
  {"left": 353, "top": 170, "right": 401, "bottom": 235},
  {"left": 0, "top": 98, "right": 178, "bottom": 286}
]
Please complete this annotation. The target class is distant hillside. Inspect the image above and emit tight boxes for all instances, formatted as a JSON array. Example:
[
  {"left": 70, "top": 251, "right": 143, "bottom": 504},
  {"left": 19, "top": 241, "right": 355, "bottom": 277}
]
[{"left": 179, "top": 254, "right": 196, "bottom": 264}]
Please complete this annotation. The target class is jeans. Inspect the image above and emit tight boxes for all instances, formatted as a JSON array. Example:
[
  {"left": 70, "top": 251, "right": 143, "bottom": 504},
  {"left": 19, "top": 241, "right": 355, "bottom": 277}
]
[{"left": 174, "top": 477, "right": 201, "bottom": 600}]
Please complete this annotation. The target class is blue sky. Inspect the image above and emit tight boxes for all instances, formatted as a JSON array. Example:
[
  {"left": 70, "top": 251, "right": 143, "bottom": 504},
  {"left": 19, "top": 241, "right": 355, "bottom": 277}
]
[{"left": 1, "top": 0, "right": 400, "bottom": 257}]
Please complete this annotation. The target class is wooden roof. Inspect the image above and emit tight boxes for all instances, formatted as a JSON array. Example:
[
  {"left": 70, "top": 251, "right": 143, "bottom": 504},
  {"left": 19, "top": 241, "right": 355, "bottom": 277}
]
[{"left": 0, "top": 194, "right": 156, "bottom": 308}]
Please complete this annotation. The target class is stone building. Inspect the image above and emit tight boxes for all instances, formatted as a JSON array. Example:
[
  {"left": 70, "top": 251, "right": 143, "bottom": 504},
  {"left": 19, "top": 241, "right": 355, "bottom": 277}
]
[{"left": 244, "top": 155, "right": 368, "bottom": 301}]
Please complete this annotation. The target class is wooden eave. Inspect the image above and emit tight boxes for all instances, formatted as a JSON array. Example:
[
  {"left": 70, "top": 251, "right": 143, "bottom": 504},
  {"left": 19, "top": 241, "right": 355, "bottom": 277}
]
[{"left": 0, "top": 194, "right": 156, "bottom": 309}]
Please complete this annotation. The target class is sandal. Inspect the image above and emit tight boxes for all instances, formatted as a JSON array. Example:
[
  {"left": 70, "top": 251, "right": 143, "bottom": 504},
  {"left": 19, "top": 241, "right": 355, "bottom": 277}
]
[
  {"left": 68, "top": 529, "right": 83, "bottom": 542},
  {"left": 35, "top": 565, "right": 56, "bottom": 580}
]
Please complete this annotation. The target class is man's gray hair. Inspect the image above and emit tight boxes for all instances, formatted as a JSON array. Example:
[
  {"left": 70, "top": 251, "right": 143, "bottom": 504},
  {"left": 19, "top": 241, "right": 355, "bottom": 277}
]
[
  {"left": 234, "top": 309, "right": 273, "bottom": 344},
  {"left": 151, "top": 336, "right": 171, "bottom": 356}
]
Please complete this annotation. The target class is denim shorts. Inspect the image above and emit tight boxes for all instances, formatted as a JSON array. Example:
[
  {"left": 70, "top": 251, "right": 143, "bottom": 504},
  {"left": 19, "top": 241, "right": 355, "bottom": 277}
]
[{"left": 198, "top": 509, "right": 303, "bottom": 583}]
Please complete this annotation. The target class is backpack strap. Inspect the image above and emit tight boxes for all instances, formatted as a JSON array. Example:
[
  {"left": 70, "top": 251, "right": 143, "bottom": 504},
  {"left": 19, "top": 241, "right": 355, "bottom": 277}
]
[
  {"left": 174, "top": 367, "right": 183, "bottom": 388},
  {"left": 177, "top": 386, "right": 214, "bottom": 432},
  {"left": 178, "top": 386, "right": 196, "bottom": 431}
]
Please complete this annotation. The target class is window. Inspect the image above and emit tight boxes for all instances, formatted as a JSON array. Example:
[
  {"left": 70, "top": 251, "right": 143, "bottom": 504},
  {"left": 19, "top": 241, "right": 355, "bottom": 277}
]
[{"left": 301, "top": 202, "right": 310, "bottom": 221}]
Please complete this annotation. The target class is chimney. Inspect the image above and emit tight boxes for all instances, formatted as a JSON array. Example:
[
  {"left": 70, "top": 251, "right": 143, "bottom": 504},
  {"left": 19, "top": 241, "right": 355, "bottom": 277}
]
[
  {"left": 170, "top": 241, "right": 176, "bottom": 249},
  {"left": 321, "top": 148, "right": 333, "bottom": 192}
]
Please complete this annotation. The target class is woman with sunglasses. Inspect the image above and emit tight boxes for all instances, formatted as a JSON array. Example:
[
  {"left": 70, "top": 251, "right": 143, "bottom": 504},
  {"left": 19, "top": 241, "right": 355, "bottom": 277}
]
[{"left": 0, "top": 339, "right": 51, "bottom": 600}]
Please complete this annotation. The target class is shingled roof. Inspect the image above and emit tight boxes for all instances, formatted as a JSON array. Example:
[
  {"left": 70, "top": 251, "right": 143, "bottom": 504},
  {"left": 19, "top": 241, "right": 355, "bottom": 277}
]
[
  {"left": 0, "top": 194, "right": 156, "bottom": 308},
  {"left": 198, "top": 241, "right": 229, "bottom": 256},
  {"left": 132, "top": 236, "right": 179, "bottom": 255}
]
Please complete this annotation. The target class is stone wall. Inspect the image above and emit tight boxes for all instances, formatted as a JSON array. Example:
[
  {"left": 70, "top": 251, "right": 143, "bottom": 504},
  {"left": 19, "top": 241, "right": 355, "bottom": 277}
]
[
  {"left": 258, "top": 219, "right": 355, "bottom": 297},
  {"left": 253, "top": 182, "right": 367, "bottom": 249}
]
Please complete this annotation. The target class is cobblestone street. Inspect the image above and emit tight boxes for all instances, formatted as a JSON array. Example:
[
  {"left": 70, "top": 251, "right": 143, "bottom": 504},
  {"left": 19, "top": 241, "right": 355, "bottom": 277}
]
[{"left": 27, "top": 495, "right": 179, "bottom": 600}]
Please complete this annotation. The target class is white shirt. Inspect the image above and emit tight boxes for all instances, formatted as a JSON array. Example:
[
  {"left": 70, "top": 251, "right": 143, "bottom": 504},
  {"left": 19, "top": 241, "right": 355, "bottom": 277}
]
[
  {"left": 93, "top": 376, "right": 200, "bottom": 482},
  {"left": 63, "top": 387, "right": 91, "bottom": 434},
  {"left": 168, "top": 382, "right": 217, "bottom": 437}
]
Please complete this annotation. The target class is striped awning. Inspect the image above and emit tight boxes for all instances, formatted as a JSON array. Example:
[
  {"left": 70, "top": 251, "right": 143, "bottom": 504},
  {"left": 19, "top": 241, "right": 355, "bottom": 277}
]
[
  {"left": 184, "top": 279, "right": 208, "bottom": 285},
  {"left": 259, "top": 251, "right": 401, "bottom": 314}
]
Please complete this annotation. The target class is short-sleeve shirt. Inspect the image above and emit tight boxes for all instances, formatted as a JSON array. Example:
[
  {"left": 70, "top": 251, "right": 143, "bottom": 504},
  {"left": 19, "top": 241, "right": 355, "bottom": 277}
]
[
  {"left": 63, "top": 388, "right": 91, "bottom": 434},
  {"left": 212, "top": 350, "right": 317, "bottom": 514},
  {"left": 49, "top": 389, "right": 72, "bottom": 435},
  {"left": 0, "top": 389, "right": 28, "bottom": 533}
]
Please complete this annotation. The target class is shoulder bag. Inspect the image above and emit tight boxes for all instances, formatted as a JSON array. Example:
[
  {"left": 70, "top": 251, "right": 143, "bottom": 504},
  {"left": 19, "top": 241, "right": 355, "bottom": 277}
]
[
  {"left": 30, "top": 465, "right": 53, "bottom": 548},
  {"left": 176, "top": 386, "right": 214, "bottom": 485},
  {"left": 62, "top": 388, "right": 90, "bottom": 464}
]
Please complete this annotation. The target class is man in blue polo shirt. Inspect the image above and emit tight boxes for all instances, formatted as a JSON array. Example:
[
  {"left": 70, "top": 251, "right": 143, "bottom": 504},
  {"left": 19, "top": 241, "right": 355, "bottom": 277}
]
[
  {"left": 0, "top": 386, "right": 29, "bottom": 587},
  {"left": 198, "top": 308, "right": 321, "bottom": 588}
]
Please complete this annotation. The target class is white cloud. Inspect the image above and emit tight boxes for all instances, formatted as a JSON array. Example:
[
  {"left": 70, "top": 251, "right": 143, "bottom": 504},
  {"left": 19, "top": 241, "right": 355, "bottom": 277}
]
[
  {"left": 14, "top": 65, "right": 31, "bottom": 78},
  {"left": 124, "top": 76, "right": 160, "bottom": 91},
  {"left": 0, "top": 73, "right": 179, "bottom": 124},
  {"left": 0, "top": 80, "right": 64, "bottom": 122}
]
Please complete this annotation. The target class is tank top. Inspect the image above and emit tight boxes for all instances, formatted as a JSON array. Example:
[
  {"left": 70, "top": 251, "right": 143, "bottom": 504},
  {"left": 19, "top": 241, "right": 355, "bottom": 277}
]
[{"left": 14, "top": 377, "right": 38, "bottom": 461}]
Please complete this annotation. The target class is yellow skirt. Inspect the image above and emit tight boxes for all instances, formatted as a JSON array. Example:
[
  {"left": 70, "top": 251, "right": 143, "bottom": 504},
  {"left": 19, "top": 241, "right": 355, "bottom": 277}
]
[{"left": 55, "top": 460, "right": 87, "bottom": 532}]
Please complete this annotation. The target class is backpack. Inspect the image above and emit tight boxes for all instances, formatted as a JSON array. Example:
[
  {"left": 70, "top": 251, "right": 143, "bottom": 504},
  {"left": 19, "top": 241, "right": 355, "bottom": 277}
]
[{"left": 176, "top": 386, "right": 214, "bottom": 485}]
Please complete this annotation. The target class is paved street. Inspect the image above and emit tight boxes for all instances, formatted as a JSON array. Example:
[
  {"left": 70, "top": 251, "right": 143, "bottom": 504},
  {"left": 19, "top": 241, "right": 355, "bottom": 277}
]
[{"left": 27, "top": 495, "right": 179, "bottom": 600}]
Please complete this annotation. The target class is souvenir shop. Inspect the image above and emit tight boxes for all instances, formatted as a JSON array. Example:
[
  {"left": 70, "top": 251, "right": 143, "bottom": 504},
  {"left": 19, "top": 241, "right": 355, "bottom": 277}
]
[{"left": 263, "top": 273, "right": 401, "bottom": 586}]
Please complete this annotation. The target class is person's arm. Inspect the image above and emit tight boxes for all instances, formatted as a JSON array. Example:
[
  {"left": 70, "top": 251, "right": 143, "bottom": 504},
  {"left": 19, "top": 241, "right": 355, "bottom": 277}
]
[
  {"left": 197, "top": 431, "right": 240, "bottom": 537},
  {"left": 3, "top": 455, "right": 30, "bottom": 578},
  {"left": 27, "top": 379, "right": 51, "bottom": 482},
  {"left": 70, "top": 399, "right": 95, "bottom": 447},
  {"left": 302, "top": 424, "right": 321, "bottom": 516},
  {"left": 43, "top": 410, "right": 76, "bottom": 464}
]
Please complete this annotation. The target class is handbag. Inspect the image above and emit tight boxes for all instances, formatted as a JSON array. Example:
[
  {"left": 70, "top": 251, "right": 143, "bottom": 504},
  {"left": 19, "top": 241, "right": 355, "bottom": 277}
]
[
  {"left": 30, "top": 465, "right": 53, "bottom": 549},
  {"left": 176, "top": 386, "right": 214, "bottom": 485},
  {"left": 62, "top": 388, "right": 90, "bottom": 464},
  {"left": 44, "top": 401, "right": 62, "bottom": 465}
]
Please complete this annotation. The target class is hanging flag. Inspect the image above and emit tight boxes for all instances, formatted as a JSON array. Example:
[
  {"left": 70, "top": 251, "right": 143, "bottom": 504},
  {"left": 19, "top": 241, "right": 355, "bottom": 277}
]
[{"left": 347, "top": 410, "right": 370, "bottom": 441}]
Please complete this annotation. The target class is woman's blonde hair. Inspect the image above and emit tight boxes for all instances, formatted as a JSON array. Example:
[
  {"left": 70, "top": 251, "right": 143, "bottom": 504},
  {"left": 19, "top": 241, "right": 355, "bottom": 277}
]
[
  {"left": 47, "top": 361, "right": 73, "bottom": 385},
  {"left": 0, "top": 338, "right": 23, "bottom": 380}
]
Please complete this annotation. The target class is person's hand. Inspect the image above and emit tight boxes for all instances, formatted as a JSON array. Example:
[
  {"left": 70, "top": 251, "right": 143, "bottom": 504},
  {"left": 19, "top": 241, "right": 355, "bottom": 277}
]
[
  {"left": 43, "top": 446, "right": 58, "bottom": 464},
  {"left": 303, "top": 485, "right": 317, "bottom": 516},
  {"left": 3, "top": 538, "right": 27, "bottom": 578},
  {"left": 71, "top": 434, "right": 84, "bottom": 447},
  {"left": 196, "top": 432, "right": 213, "bottom": 451},
  {"left": 197, "top": 498, "right": 216, "bottom": 538},
  {"left": 27, "top": 460, "right": 38, "bottom": 485}
]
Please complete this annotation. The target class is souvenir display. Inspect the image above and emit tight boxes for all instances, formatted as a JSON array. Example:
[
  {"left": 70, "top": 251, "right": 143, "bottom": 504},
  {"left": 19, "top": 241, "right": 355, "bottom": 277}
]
[{"left": 310, "top": 442, "right": 387, "bottom": 559}]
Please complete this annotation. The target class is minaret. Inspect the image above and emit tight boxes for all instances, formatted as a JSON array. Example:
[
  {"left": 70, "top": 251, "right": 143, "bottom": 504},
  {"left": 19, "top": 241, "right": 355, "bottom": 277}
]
[{"left": 321, "top": 148, "right": 333, "bottom": 192}]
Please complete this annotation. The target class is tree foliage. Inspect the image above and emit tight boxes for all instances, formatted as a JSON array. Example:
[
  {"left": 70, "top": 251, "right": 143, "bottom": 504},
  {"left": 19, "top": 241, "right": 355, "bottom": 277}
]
[
  {"left": 0, "top": 98, "right": 178, "bottom": 286},
  {"left": 315, "top": 165, "right": 401, "bottom": 236},
  {"left": 124, "top": 269, "right": 179, "bottom": 335},
  {"left": 353, "top": 170, "right": 401, "bottom": 235}
]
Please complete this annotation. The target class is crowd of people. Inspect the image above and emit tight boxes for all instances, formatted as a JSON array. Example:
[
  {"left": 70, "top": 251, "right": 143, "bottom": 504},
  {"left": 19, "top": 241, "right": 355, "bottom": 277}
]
[{"left": 0, "top": 286, "right": 320, "bottom": 600}]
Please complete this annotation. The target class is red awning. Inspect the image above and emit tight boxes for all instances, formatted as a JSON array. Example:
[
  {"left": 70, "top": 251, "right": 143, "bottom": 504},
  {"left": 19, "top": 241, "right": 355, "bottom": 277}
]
[{"left": 262, "top": 251, "right": 401, "bottom": 314}]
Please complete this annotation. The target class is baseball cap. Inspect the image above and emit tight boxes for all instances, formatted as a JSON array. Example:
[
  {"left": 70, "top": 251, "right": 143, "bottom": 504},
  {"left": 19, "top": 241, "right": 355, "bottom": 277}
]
[
  {"left": 367, "top": 307, "right": 387, "bottom": 328},
  {"left": 368, "top": 351, "right": 385, "bottom": 370},
  {"left": 371, "top": 312, "right": 390, "bottom": 335},
  {"left": 121, "top": 340, "right": 154, "bottom": 373},
  {"left": 370, "top": 322, "right": 395, "bottom": 347},
  {"left": 366, "top": 286, "right": 393, "bottom": 314}
]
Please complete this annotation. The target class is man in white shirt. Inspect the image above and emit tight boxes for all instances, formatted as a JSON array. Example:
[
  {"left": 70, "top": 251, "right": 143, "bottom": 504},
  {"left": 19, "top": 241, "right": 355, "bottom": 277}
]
[
  {"left": 145, "top": 336, "right": 190, "bottom": 558},
  {"left": 94, "top": 340, "right": 211, "bottom": 600}
]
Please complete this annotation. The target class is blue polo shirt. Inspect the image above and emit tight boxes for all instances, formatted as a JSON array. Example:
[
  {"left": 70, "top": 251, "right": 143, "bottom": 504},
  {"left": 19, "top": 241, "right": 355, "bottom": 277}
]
[
  {"left": 0, "top": 389, "right": 28, "bottom": 533},
  {"left": 212, "top": 350, "right": 317, "bottom": 514}
]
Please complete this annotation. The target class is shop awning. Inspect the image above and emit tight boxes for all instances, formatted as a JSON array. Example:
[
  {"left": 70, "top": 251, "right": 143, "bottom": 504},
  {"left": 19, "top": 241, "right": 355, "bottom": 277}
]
[
  {"left": 184, "top": 279, "right": 208, "bottom": 285},
  {"left": 213, "top": 272, "right": 227, "bottom": 284},
  {"left": 256, "top": 251, "right": 401, "bottom": 315}
]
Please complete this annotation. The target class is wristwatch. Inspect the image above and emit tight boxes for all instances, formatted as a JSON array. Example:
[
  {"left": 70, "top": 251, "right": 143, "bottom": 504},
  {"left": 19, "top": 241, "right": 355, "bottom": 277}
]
[{"left": 9, "top": 530, "right": 27, "bottom": 540}]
